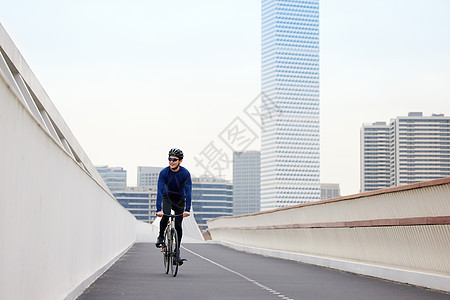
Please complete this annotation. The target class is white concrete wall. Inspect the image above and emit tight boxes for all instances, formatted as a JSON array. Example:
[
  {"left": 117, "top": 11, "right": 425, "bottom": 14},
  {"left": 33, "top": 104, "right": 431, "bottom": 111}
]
[{"left": 0, "top": 68, "right": 139, "bottom": 299}]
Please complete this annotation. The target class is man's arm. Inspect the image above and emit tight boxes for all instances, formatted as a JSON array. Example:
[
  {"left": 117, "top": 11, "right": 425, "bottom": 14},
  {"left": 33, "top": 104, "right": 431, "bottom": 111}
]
[
  {"left": 156, "top": 169, "right": 166, "bottom": 213},
  {"left": 184, "top": 172, "right": 192, "bottom": 213}
]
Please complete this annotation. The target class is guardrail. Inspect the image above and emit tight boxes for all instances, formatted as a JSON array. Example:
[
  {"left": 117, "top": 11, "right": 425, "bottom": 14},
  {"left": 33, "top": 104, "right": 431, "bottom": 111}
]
[{"left": 207, "top": 178, "right": 450, "bottom": 292}]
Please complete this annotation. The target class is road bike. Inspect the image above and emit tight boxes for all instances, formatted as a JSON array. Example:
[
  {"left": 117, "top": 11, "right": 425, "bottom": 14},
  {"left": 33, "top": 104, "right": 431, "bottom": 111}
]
[{"left": 161, "top": 213, "right": 182, "bottom": 277}]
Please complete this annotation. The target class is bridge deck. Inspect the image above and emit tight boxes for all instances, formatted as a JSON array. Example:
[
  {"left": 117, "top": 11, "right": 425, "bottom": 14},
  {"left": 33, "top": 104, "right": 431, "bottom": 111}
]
[{"left": 78, "top": 243, "right": 449, "bottom": 300}]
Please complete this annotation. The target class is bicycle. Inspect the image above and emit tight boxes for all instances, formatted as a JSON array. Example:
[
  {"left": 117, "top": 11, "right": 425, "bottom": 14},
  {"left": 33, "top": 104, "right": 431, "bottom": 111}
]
[{"left": 161, "top": 213, "right": 183, "bottom": 277}]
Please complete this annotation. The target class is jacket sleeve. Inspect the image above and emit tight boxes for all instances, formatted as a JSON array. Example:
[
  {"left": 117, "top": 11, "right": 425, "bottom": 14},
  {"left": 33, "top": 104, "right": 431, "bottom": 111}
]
[
  {"left": 184, "top": 172, "right": 192, "bottom": 212},
  {"left": 156, "top": 170, "right": 165, "bottom": 212}
]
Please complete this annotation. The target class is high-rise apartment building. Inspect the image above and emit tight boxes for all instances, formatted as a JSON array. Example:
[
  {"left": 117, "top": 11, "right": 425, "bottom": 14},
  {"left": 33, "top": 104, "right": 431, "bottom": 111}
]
[
  {"left": 233, "top": 151, "right": 260, "bottom": 215},
  {"left": 95, "top": 165, "right": 127, "bottom": 192},
  {"left": 361, "top": 112, "right": 450, "bottom": 192},
  {"left": 137, "top": 166, "right": 163, "bottom": 189},
  {"left": 360, "top": 122, "right": 391, "bottom": 191},
  {"left": 191, "top": 176, "right": 233, "bottom": 232},
  {"left": 261, "top": 0, "right": 320, "bottom": 210}
]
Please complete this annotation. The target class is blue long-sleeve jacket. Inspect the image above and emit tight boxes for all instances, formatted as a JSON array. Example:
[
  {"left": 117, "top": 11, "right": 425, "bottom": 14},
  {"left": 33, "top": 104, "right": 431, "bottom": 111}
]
[{"left": 156, "top": 166, "right": 192, "bottom": 212}]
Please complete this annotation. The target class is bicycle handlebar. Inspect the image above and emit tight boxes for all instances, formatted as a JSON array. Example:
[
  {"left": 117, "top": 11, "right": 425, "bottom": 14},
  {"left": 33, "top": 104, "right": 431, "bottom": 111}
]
[{"left": 162, "top": 213, "right": 184, "bottom": 217}]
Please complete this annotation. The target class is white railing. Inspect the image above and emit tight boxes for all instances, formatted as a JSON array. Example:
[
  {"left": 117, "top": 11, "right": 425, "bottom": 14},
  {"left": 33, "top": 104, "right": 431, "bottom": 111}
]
[{"left": 208, "top": 178, "right": 450, "bottom": 292}]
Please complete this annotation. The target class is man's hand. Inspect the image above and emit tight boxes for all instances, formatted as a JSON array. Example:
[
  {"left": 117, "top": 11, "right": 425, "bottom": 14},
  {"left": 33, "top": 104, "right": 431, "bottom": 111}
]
[
  {"left": 183, "top": 211, "right": 190, "bottom": 218},
  {"left": 156, "top": 211, "right": 163, "bottom": 218}
]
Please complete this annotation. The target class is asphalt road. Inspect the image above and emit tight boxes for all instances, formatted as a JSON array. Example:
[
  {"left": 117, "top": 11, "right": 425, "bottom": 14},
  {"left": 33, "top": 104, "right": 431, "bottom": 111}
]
[{"left": 77, "top": 243, "right": 449, "bottom": 300}]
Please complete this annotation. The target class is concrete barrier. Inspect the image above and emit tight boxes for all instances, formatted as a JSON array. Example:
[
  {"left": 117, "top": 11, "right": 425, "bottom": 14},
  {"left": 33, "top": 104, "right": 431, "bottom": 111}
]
[{"left": 208, "top": 178, "right": 450, "bottom": 292}]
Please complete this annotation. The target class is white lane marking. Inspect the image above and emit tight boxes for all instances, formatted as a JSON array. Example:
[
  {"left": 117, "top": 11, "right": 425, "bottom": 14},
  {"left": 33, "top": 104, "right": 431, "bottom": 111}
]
[{"left": 182, "top": 246, "right": 294, "bottom": 300}]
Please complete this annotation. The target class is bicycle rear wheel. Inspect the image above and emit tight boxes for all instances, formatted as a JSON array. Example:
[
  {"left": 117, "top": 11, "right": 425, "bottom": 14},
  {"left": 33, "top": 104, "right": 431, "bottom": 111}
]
[
  {"left": 163, "top": 229, "right": 170, "bottom": 274},
  {"left": 170, "top": 228, "right": 179, "bottom": 277}
]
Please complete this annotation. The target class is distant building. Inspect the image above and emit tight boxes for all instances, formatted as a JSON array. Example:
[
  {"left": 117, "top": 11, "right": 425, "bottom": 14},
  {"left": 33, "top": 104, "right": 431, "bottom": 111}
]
[
  {"left": 114, "top": 187, "right": 157, "bottom": 223},
  {"left": 233, "top": 151, "right": 260, "bottom": 215},
  {"left": 137, "top": 166, "right": 163, "bottom": 189},
  {"left": 96, "top": 165, "right": 127, "bottom": 192},
  {"left": 361, "top": 112, "right": 450, "bottom": 192},
  {"left": 191, "top": 175, "right": 233, "bottom": 232},
  {"left": 320, "top": 183, "right": 341, "bottom": 200},
  {"left": 360, "top": 122, "right": 391, "bottom": 192}
]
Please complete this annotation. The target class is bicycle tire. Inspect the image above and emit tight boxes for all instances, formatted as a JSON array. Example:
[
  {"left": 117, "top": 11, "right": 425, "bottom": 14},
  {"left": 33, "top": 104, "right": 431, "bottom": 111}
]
[
  {"left": 163, "top": 228, "right": 170, "bottom": 274},
  {"left": 170, "top": 228, "right": 179, "bottom": 277}
]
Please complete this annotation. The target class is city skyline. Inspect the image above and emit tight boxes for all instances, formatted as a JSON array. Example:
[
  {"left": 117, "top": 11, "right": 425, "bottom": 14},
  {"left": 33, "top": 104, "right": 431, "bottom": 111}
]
[{"left": 1, "top": 0, "right": 449, "bottom": 196}]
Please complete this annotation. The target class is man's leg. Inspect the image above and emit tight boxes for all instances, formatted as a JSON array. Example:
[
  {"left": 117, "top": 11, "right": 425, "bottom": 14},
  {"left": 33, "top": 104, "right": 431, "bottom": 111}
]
[
  {"left": 172, "top": 198, "right": 185, "bottom": 245},
  {"left": 172, "top": 199, "right": 186, "bottom": 265},
  {"left": 174, "top": 208, "right": 184, "bottom": 245},
  {"left": 156, "top": 195, "right": 172, "bottom": 247}
]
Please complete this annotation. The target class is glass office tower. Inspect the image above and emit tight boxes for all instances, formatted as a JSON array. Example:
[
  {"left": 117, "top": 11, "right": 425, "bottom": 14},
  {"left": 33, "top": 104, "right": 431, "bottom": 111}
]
[
  {"left": 261, "top": 0, "right": 320, "bottom": 210},
  {"left": 191, "top": 176, "right": 233, "bottom": 232},
  {"left": 233, "top": 151, "right": 260, "bottom": 215},
  {"left": 114, "top": 188, "right": 157, "bottom": 223}
]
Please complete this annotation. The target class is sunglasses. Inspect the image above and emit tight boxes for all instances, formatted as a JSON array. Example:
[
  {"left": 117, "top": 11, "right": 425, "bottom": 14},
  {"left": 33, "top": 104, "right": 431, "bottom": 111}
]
[{"left": 168, "top": 158, "right": 179, "bottom": 162}]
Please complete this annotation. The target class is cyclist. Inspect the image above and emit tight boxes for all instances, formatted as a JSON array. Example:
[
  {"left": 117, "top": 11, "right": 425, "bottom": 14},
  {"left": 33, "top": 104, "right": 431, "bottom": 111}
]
[{"left": 155, "top": 148, "right": 192, "bottom": 266}]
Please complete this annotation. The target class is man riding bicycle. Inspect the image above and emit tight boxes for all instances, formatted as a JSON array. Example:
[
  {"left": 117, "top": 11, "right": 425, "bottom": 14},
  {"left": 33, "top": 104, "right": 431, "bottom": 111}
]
[{"left": 155, "top": 148, "right": 192, "bottom": 266}]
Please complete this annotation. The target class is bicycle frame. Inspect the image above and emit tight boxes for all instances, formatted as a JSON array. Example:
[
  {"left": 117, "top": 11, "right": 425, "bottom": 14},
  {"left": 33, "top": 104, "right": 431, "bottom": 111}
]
[{"left": 161, "top": 213, "right": 182, "bottom": 277}]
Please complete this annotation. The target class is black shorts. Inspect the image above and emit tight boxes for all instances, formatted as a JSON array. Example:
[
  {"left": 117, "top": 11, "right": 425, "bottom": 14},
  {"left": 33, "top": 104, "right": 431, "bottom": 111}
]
[{"left": 162, "top": 194, "right": 185, "bottom": 214}]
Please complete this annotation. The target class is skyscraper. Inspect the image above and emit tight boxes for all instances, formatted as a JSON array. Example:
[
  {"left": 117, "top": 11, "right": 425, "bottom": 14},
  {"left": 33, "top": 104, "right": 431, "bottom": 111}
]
[
  {"left": 261, "top": 0, "right": 320, "bottom": 210},
  {"left": 233, "top": 151, "right": 260, "bottom": 215},
  {"left": 361, "top": 112, "right": 450, "bottom": 192}
]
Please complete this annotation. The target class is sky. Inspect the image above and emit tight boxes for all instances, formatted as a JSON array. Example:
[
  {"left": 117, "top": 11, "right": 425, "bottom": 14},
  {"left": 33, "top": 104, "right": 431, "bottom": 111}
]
[{"left": 1, "top": 0, "right": 449, "bottom": 196}]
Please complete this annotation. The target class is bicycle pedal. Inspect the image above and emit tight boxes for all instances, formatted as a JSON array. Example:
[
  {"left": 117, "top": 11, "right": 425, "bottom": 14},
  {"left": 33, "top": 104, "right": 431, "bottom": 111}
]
[{"left": 177, "top": 259, "right": 187, "bottom": 266}]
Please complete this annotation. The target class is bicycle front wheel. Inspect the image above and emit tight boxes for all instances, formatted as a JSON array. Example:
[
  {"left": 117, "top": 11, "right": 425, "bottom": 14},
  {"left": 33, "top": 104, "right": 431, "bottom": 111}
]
[
  {"left": 163, "top": 229, "right": 170, "bottom": 274},
  {"left": 170, "top": 228, "right": 179, "bottom": 277}
]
